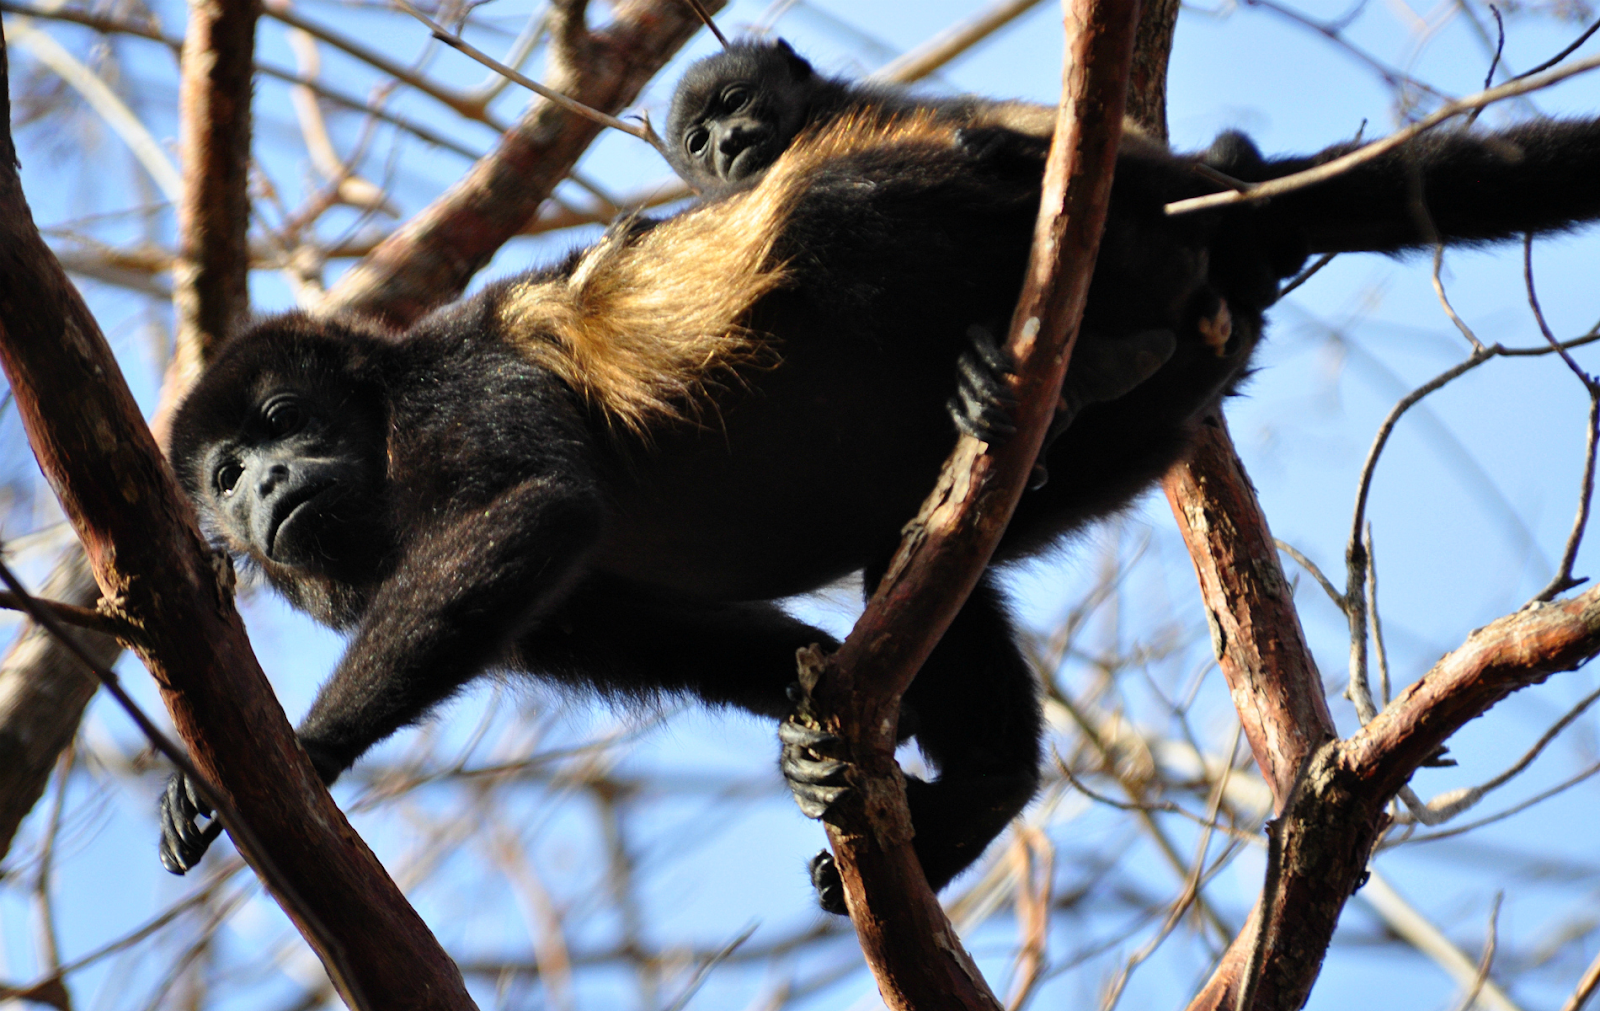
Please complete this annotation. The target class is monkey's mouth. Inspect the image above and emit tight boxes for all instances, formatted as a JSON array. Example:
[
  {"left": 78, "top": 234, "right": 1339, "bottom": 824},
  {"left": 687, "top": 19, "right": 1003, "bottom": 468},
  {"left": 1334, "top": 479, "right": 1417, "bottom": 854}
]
[
  {"left": 266, "top": 482, "right": 338, "bottom": 561},
  {"left": 721, "top": 139, "right": 776, "bottom": 182}
]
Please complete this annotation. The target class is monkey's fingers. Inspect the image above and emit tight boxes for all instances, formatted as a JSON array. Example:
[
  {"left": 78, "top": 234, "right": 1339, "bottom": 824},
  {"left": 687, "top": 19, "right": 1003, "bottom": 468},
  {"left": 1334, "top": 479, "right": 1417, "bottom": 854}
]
[
  {"left": 948, "top": 324, "right": 1020, "bottom": 444},
  {"left": 779, "top": 721, "right": 851, "bottom": 819},
  {"left": 158, "top": 772, "right": 221, "bottom": 874}
]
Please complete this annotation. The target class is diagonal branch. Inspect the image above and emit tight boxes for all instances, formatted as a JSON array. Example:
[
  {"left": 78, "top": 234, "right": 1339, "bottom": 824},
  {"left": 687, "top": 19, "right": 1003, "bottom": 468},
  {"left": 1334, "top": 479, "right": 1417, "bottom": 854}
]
[
  {"left": 0, "top": 22, "right": 476, "bottom": 1009},
  {"left": 801, "top": 1, "right": 1139, "bottom": 1007}
]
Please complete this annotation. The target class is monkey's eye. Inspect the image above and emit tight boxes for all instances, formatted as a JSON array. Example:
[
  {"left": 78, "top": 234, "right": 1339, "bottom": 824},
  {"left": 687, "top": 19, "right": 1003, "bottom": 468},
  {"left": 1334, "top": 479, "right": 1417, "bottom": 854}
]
[
  {"left": 685, "top": 127, "right": 710, "bottom": 157},
  {"left": 262, "top": 396, "right": 306, "bottom": 437},
  {"left": 721, "top": 86, "right": 751, "bottom": 113},
  {"left": 216, "top": 460, "right": 245, "bottom": 497}
]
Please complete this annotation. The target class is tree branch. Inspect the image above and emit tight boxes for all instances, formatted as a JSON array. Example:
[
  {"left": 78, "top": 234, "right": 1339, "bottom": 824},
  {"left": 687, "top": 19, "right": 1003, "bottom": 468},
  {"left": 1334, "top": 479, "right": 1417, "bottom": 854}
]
[
  {"left": 799, "top": 1, "right": 1139, "bottom": 1006},
  {"left": 0, "top": 22, "right": 476, "bottom": 1008}
]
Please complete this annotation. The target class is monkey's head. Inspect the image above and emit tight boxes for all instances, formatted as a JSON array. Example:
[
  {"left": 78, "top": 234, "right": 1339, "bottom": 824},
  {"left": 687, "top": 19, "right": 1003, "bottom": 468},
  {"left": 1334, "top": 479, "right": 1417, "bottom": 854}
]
[
  {"left": 170, "top": 313, "right": 394, "bottom": 622},
  {"left": 666, "top": 38, "right": 819, "bottom": 193}
]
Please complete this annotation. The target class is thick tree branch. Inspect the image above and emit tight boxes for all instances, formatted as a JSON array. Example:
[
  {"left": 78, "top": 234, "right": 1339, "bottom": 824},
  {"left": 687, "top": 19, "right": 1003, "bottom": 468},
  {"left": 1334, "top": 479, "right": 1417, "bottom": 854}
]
[
  {"left": 0, "top": 23, "right": 475, "bottom": 1009},
  {"left": 800, "top": 2, "right": 1139, "bottom": 1007},
  {"left": 322, "top": 0, "right": 722, "bottom": 327},
  {"left": 0, "top": 0, "right": 259, "bottom": 864},
  {"left": 1164, "top": 417, "right": 1338, "bottom": 804}
]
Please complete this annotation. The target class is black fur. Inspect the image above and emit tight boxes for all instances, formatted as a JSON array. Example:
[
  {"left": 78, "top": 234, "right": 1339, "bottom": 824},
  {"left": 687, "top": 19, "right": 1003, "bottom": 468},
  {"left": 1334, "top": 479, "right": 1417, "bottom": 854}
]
[{"left": 160, "top": 106, "right": 1600, "bottom": 912}]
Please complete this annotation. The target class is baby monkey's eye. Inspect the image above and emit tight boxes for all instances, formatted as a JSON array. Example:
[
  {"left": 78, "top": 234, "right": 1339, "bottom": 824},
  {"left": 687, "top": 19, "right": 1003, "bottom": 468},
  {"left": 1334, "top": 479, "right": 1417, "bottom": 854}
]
[
  {"left": 685, "top": 126, "right": 711, "bottom": 156},
  {"left": 721, "top": 86, "right": 751, "bottom": 112},
  {"left": 216, "top": 460, "right": 245, "bottom": 496},
  {"left": 262, "top": 396, "right": 306, "bottom": 437}
]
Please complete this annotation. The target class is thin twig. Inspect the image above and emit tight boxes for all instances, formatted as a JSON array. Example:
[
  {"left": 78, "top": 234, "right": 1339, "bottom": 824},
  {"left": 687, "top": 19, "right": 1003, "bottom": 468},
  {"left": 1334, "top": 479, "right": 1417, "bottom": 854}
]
[
  {"left": 1404, "top": 760, "right": 1600, "bottom": 843},
  {"left": 1165, "top": 52, "right": 1600, "bottom": 215},
  {"left": 0, "top": 590, "right": 138, "bottom": 639},
  {"left": 871, "top": 0, "right": 1048, "bottom": 84},
  {"left": 1559, "top": 941, "right": 1600, "bottom": 1011},
  {"left": 267, "top": 0, "right": 503, "bottom": 128},
  {"left": 392, "top": 0, "right": 672, "bottom": 161},
  {"left": 1524, "top": 236, "right": 1600, "bottom": 602},
  {"left": 1364, "top": 525, "right": 1391, "bottom": 705},
  {"left": 1274, "top": 540, "right": 1345, "bottom": 610},
  {"left": 1393, "top": 682, "right": 1600, "bottom": 833},
  {"left": 678, "top": 0, "right": 728, "bottom": 47},
  {"left": 1278, "top": 252, "right": 1336, "bottom": 298},
  {"left": 1516, "top": 15, "right": 1600, "bottom": 81},
  {"left": 1431, "top": 245, "right": 1487, "bottom": 352},
  {"left": 1449, "top": 894, "right": 1502, "bottom": 1011}
]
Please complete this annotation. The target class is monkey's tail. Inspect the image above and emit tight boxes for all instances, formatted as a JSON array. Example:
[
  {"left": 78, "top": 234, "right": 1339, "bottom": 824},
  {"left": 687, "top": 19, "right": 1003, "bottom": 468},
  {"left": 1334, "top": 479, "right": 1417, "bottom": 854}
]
[{"left": 1244, "top": 118, "right": 1600, "bottom": 255}]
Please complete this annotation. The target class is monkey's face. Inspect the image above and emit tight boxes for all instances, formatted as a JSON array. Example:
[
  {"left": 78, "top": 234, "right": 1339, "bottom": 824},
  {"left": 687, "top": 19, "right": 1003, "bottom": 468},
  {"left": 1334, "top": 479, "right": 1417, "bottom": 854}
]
[
  {"left": 196, "top": 390, "right": 381, "bottom": 574},
  {"left": 666, "top": 42, "right": 817, "bottom": 192},
  {"left": 171, "top": 320, "right": 392, "bottom": 587}
]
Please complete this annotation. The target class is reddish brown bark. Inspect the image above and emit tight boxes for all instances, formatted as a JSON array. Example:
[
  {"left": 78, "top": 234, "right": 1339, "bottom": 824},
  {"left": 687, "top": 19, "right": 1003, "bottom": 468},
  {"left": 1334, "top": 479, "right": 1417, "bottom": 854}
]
[
  {"left": 0, "top": 26, "right": 474, "bottom": 1009},
  {"left": 806, "top": 2, "right": 1141, "bottom": 1007},
  {"left": 0, "top": 0, "right": 260, "bottom": 863},
  {"left": 172, "top": 0, "right": 256, "bottom": 367},
  {"left": 1188, "top": 587, "right": 1600, "bottom": 1011},
  {"left": 1164, "top": 416, "right": 1338, "bottom": 803}
]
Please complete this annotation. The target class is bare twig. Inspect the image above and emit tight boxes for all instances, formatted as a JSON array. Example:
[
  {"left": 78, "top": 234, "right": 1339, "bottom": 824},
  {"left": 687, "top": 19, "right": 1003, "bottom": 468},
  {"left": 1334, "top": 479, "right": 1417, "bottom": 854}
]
[
  {"left": 1165, "top": 53, "right": 1600, "bottom": 215},
  {"left": 1361, "top": 874, "right": 1521, "bottom": 1011},
  {"left": 1278, "top": 251, "right": 1336, "bottom": 298},
  {"left": 0, "top": 590, "right": 136, "bottom": 639},
  {"left": 1559, "top": 942, "right": 1600, "bottom": 1011},
  {"left": 265, "top": 0, "right": 504, "bottom": 127},
  {"left": 1274, "top": 540, "right": 1344, "bottom": 610},
  {"left": 392, "top": 0, "right": 673, "bottom": 162},
  {"left": 871, "top": 0, "right": 1047, "bottom": 83},
  {"left": 678, "top": 0, "right": 729, "bottom": 47},
  {"left": 1449, "top": 894, "right": 1502, "bottom": 1011},
  {"left": 1431, "top": 246, "right": 1487, "bottom": 352}
]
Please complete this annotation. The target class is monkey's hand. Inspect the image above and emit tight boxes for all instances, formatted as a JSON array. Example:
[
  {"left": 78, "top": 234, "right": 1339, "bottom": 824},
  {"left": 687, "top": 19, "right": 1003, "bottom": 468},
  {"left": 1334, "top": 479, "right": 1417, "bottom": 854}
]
[
  {"left": 158, "top": 771, "right": 222, "bottom": 875},
  {"left": 778, "top": 718, "right": 853, "bottom": 914},
  {"left": 951, "top": 324, "right": 1177, "bottom": 489}
]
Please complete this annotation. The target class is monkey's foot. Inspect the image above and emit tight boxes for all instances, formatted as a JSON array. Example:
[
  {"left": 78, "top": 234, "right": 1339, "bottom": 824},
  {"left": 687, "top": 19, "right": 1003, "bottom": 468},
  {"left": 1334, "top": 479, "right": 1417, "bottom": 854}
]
[
  {"left": 159, "top": 771, "right": 222, "bottom": 875},
  {"left": 779, "top": 720, "right": 850, "bottom": 818},
  {"left": 808, "top": 850, "right": 849, "bottom": 915}
]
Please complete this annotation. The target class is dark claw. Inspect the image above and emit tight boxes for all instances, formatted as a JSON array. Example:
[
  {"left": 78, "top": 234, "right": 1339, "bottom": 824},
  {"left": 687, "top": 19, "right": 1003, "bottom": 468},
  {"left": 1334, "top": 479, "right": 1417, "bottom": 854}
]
[
  {"left": 158, "top": 771, "right": 221, "bottom": 875},
  {"left": 809, "top": 850, "right": 848, "bottom": 915}
]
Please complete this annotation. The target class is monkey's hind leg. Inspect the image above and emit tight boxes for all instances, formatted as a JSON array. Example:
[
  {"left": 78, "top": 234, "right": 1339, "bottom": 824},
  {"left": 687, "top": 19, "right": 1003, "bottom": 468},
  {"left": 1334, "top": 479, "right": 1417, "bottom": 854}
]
[{"left": 784, "top": 570, "right": 1043, "bottom": 914}]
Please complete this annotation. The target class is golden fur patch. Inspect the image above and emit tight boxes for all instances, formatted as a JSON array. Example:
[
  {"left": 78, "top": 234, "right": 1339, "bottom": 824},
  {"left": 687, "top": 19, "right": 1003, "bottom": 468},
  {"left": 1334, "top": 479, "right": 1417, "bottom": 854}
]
[{"left": 495, "top": 113, "right": 970, "bottom": 433}]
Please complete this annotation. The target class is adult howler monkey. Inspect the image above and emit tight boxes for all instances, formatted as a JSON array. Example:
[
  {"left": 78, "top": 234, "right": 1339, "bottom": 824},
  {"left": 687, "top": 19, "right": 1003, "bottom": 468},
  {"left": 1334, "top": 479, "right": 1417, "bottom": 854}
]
[{"left": 160, "top": 110, "right": 1600, "bottom": 914}]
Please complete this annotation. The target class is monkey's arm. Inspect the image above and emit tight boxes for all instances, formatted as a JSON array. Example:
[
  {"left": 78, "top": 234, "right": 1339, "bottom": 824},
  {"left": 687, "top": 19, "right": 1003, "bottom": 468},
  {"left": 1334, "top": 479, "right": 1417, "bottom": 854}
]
[
  {"left": 296, "top": 475, "right": 603, "bottom": 781},
  {"left": 159, "top": 474, "right": 601, "bottom": 873},
  {"left": 514, "top": 576, "right": 837, "bottom": 720}
]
